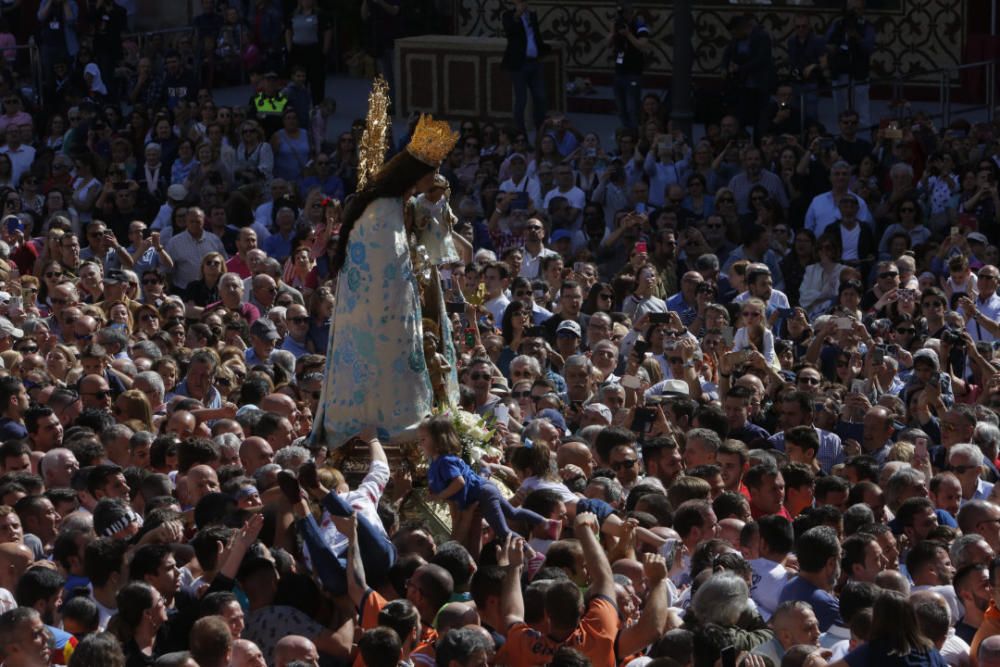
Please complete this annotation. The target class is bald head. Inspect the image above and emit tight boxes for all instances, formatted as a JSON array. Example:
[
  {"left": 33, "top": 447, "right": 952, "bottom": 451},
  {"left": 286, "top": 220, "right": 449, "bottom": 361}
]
[
  {"left": 435, "top": 602, "right": 479, "bottom": 636},
  {"left": 259, "top": 394, "right": 297, "bottom": 420},
  {"left": 273, "top": 635, "right": 318, "bottom": 667},
  {"left": 980, "top": 636, "right": 1000, "bottom": 667},
  {"left": 611, "top": 558, "right": 646, "bottom": 597},
  {"left": 240, "top": 437, "right": 274, "bottom": 476},
  {"left": 556, "top": 441, "right": 595, "bottom": 478},
  {"left": 0, "top": 542, "right": 34, "bottom": 590},
  {"left": 718, "top": 518, "right": 745, "bottom": 548},
  {"left": 231, "top": 639, "right": 265, "bottom": 667},
  {"left": 875, "top": 569, "right": 911, "bottom": 595}
]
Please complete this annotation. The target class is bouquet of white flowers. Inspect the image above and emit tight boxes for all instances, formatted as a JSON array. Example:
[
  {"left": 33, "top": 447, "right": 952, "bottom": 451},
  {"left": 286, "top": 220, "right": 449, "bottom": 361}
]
[{"left": 433, "top": 406, "right": 501, "bottom": 470}]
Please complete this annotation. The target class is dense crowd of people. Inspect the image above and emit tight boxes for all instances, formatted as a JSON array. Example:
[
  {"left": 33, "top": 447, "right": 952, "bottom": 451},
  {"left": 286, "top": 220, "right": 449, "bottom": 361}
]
[{"left": 0, "top": 0, "right": 994, "bottom": 667}]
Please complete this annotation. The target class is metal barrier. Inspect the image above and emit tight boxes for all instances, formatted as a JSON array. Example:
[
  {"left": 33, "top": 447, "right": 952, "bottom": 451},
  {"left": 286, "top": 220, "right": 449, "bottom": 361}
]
[
  {"left": 4, "top": 39, "right": 44, "bottom": 107},
  {"left": 798, "top": 59, "right": 997, "bottom": 136}
]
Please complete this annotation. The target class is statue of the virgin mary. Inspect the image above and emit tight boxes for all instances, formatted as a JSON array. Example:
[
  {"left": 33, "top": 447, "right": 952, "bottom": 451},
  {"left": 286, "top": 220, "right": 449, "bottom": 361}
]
[{"left": 310, "top": 79, "right": 462, "bottom": 448}]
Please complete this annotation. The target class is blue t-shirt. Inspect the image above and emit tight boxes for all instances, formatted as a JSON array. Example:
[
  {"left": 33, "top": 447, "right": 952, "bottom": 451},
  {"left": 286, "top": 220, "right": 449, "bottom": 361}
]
[
  {"left": 428, "top": 454, "right": 483, "bottom": 509},
  {"left": 778, "top": 576, "right": 841, "bottom": 631},
  {"left": 844, "top": 641, "right": 946, "bottom": 667},
  {"left": 0, "top": 417, "right": 27, "bottom": 441}
]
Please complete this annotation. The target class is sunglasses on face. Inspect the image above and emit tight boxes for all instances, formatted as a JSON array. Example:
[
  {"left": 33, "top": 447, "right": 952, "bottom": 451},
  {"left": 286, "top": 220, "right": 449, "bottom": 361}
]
[
  {"left": 799, "top": 376, "right": 821, "bottom": 385},
  {"left": 611, "top": 459, "right": 637, "bottom": 470},
  {"left": 85, "top": 389, "right": 111, "bottom": 399},
  {"left": 469, "top": 372, "right": 491, "bottom": 381},
  {"left": 512, "top": 390, "right": 532, "bottom": 398}
]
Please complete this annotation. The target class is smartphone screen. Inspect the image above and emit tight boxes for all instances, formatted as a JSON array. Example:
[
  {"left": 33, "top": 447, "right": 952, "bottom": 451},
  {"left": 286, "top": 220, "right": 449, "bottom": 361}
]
[
  {"left": 631, "top": 407, "right": 656, "bottom": 435},
  {"left": 649, "top": 312, "right": 670, "bottom": 325}
]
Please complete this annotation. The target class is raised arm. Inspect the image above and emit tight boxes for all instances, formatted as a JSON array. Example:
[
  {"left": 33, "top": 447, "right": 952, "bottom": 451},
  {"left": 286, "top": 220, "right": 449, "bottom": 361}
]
[
  {"left": 499, "top": 534, "right": 526, "bottom": 627},
  {"left": 575, "top": 511, "right": 615, "bottom": 601},
  {"left": 359, "top": 425, "right": 388, "bottom": 467},
  {"left": 616, "top": 553, "right": 677, "bottom": 658},
  {"left": 332, "top": 512, "right": 367, "bottom": 609}
]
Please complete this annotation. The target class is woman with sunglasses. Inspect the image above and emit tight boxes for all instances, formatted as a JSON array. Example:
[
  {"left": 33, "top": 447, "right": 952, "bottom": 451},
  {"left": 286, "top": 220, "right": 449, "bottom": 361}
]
[
  {"left": 919, "top": 286, "right": 950, "bottom": 339},
  {"left": 38, "top": 260, "right": 64, "bottom": 306},
  {"left": 496, "top": 300, "right": 531, "bottom": 378},
  {"left": 800, "top": 229, "right": 846, "bottom": 319},
  {"left": 582, "top": 282, "right": 615, "bottom": 315},
  {"left": 183, "top": 252, "right": 225, "bottom": 318},
  {"left": 732, "top": 297, "right": 778, "bottom": 367},
  {"left": 234, "top": 122, "right": 274, "bottom": 184},
  {"left": 878, "top": 198, "right": 930, "bottom": 260},
  {"left": 135, "top": 304, "right": 160, "bottom": 339}
]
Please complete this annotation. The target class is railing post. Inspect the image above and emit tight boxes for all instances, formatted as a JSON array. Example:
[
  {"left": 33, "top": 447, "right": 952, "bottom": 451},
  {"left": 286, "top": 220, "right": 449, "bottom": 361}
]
[
  {"left": 939, "top": 71, "right": 948, "bottom": 128},
  {"left": 990, "top": 60, "right": 996, "bottom": 124},
  {"left": 799, "top": 90, "right": 806, "bottom": 141}
]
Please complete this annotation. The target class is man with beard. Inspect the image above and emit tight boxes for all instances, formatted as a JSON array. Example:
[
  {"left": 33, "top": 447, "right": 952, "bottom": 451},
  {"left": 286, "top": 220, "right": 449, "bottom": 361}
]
[
  {"left": 955, "top": 564, "right": 991, "bottom": 643},
  {"left": 778, "top": 526, "right": 841, "bottom": 631},
  {"left": 13, "top": 568, "right": 77, "bottom": 663}
]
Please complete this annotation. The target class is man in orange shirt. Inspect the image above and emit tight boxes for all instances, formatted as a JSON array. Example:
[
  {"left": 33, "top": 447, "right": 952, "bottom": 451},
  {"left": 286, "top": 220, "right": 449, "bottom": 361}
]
[
  {"left": 339, "top": 513, "right": 450, "bottom": 667},
  {"left": 495, "top": 512, "right": 620, "bottom": 666}
]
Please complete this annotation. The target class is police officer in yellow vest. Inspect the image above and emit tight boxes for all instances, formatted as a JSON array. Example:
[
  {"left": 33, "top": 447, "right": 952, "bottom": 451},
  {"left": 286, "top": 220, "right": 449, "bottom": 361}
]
[{"left": 250, "top": 71, "right": 289, "bottom": 138}]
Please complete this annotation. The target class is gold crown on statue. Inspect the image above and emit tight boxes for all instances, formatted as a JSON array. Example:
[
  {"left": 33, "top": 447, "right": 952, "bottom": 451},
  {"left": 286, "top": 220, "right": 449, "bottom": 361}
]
[{"left": 406, "top": 114, "right": 460, "bottom": 166}]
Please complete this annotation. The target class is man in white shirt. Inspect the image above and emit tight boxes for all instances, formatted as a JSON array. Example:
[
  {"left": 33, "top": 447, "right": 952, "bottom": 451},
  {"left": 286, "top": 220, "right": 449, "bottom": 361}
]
[
  {"left": 748, "top": 514, "right": 794, "bottom": 620},
  {"left": 483, "top": 261, "right": 512, "bottom": 324},
  {"left": 498, "top": 153, "right": 542, "bottom": 212},
  {"left": 734, "top": 264, "right": 791, "bottom": 311},
  {"left": 519, "top": 218, "right": 558, "bottom": 278},
  {"left": 542, "top": 164, "right": 586, "bottom": 225},
  {"left": 966, "top": 264, "right": 1000, "bottom": 343},
  {"left": 805, "top": 160, "right": 875, "bottom": 237},
  {"left": 804, "top": 160, "right": 874, "bottom": 234},
  {"left": 0, "top": 125, "right": 35, "bottom": 185}
]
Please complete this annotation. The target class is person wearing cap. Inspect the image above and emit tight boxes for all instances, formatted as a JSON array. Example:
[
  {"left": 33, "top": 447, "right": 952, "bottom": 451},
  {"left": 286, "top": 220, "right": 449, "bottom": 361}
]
[
  {"left": 246, "top": 317, "right": 281, "bottom": 368},
  {"left": 498, "top": 152, "right": 542, "bottom": 212},
  {"left": 555, "top": 319, "right": 582, "bottom": 361},
  {"left": 249, "top": 70, "right": 289, "bottom": 138},
  {"left": 2, "top": 214, "right": 36, "bottom": 277},
  {"left": 148, "top": 181, "right": 188, "bottom": 245},
  {"left": 165, "top": 207, "right": 227, "bottom": 294},
  {"left": 580, "top": 402, "right": 613, "bottom": 428}
]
